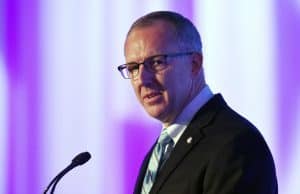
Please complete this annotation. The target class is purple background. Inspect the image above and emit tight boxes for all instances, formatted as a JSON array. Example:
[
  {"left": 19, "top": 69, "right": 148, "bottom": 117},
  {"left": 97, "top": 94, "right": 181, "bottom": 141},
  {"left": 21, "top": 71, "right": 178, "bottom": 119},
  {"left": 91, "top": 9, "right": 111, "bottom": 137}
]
[{"left": 1, "top": 0, "right": 299, "bottom": 193}]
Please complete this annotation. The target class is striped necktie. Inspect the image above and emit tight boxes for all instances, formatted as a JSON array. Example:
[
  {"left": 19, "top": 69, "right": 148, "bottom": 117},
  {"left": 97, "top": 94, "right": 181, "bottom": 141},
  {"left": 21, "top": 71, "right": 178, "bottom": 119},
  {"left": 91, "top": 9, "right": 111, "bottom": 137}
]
[{"left": 141, "top": 131, "right": 174, "bottom": 194}]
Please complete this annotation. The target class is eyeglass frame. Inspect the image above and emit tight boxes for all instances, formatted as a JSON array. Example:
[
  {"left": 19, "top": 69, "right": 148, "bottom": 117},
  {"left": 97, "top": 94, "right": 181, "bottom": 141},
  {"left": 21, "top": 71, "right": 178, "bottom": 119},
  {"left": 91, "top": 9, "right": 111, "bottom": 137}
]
[{"left": 117, "top": 52, "right": 194, "bottom": 79}]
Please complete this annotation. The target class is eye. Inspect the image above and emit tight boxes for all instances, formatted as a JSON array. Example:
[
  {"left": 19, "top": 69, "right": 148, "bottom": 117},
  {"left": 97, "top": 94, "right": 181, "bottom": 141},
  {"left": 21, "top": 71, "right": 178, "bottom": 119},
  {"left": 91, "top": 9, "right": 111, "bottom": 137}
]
[
  {"left": 152, "top": 59, "right": 164, "bottom": 66},
  {"left": 126, "top": 63, "right": 140, "bottom": 77},
  {"left": 127, "top": 63, "right": 139, "bottom": 73},
  {"left": 149, "top": 56, "right": 166, "bottom": 70}
]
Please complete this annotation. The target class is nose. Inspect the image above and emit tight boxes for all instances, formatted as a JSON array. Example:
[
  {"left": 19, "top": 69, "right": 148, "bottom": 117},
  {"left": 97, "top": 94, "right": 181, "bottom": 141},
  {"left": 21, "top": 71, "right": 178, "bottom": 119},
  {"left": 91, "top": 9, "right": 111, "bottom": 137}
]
[{"left": 134, "top": 65, "right": 154, "bottom": 85}]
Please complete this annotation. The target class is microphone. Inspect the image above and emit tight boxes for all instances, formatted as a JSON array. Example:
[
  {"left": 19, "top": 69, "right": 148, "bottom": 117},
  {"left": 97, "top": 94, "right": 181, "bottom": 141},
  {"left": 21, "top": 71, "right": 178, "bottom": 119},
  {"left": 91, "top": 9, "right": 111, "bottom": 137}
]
[{"left": 44, "top": 152, "right": 91, "bottom": 194}]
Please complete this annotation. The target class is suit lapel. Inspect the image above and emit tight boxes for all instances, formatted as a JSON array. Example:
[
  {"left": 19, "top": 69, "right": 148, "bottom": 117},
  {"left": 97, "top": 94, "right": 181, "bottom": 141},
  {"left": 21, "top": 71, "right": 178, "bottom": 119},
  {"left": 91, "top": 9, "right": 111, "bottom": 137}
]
[{"left": 150, "top": 94, "right": 226, "bottom": 194}]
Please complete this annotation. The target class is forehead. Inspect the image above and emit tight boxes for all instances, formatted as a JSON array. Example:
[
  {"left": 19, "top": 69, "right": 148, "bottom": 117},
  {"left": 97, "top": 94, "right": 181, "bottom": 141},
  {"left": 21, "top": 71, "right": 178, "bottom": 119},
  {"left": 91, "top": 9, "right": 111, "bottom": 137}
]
[{"left": 124, "top": 21, "right": 179, "bottom": 61}]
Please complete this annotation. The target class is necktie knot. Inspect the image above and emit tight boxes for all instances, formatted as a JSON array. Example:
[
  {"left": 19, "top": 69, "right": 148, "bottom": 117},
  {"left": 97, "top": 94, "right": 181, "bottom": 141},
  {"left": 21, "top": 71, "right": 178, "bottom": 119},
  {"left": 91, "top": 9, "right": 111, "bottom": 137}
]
[{"left": 157, "top": 131, "right": 173, "bottom": 145}]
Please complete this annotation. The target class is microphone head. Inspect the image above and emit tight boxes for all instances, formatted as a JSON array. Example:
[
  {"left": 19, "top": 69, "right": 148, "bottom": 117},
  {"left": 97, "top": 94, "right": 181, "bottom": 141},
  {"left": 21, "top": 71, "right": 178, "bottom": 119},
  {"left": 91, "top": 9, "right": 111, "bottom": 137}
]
[{"left": 71, "top": 152, "right": 91, "bottom": 166}]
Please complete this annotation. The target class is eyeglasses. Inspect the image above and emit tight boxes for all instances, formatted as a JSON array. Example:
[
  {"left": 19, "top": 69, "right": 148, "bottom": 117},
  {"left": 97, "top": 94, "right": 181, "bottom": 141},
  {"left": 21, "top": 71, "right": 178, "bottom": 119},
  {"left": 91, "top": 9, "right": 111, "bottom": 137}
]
[{"left": 117, "top": 52, "right": 194, "bottom": 79}]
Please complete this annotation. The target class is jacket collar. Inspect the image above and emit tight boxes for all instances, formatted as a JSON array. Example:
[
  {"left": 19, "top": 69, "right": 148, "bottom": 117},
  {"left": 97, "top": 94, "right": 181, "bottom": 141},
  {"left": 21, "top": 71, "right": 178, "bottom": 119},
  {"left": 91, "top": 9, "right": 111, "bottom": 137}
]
[{"left": 149, "top": 94, "right": 227, "bottom": 194}]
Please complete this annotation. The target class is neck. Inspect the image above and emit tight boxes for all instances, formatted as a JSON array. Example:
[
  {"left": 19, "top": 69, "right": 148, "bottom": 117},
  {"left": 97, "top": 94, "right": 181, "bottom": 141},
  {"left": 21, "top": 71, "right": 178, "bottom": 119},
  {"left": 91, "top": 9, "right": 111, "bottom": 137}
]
[{"left": 162, "top": 79, "right": 206, "bottom": 127}]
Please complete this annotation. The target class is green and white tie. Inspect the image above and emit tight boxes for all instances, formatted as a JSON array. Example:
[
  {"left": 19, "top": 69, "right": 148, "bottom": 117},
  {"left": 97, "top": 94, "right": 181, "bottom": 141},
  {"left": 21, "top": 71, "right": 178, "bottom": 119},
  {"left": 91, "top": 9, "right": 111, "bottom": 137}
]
[{"left": 141, "top": 131, "right": 174, "bottom": 194}]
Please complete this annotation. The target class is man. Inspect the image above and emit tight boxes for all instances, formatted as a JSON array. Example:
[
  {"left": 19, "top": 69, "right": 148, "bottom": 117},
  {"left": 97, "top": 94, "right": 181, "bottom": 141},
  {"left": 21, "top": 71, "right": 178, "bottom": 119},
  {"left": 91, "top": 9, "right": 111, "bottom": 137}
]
[{"left": 118, "top": 11, "right": 278, "bottom": 194}]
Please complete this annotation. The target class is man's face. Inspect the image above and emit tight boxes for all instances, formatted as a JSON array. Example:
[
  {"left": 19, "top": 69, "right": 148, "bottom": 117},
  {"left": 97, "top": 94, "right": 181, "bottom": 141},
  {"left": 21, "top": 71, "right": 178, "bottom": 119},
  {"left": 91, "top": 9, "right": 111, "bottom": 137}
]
[{"left": 124, "top": 21, "right": 198, "bottom": 126}]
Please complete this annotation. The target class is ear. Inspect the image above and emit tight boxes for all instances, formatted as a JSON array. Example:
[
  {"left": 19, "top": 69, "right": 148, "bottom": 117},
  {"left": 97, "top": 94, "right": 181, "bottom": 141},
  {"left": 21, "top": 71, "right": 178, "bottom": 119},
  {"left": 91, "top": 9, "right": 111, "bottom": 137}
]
[{"left": 191, "top": 52, "right": 203, "bottom": 76}]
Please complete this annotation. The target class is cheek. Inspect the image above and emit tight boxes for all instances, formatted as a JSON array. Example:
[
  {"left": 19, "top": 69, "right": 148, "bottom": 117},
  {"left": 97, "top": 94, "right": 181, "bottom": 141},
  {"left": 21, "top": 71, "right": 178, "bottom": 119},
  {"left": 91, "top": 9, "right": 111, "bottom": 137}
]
[
  {"left": 163, "top": 70, "right": 190, "bottom": 99},
  {"left": 160, "top": 73, "right": 178, "bottom": 100},
  {"left": 163, "top": 69, "right": 184, "bottom": 88},
  {"left": 135, "top": 88, "right": 142, "bottom": 101},
  {"left": 131, "top": 83, "right": 141, "bottom": 99}
]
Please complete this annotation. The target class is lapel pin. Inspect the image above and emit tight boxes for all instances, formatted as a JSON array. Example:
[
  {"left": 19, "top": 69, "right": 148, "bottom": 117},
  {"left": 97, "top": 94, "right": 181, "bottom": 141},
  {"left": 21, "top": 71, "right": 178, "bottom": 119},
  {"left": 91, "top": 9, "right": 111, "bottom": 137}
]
[{"left": 187, "top": 137, "right": 193, "bottom": 144}]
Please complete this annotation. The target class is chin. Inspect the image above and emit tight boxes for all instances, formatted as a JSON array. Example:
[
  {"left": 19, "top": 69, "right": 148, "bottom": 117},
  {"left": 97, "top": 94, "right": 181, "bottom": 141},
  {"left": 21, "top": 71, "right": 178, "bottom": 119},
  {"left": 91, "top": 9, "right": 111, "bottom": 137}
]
[
  {"left": 147, "top": 111, "right": 163, "bottom": 120},
  {"left": 148, "top": 111, "right": 172, "bottom": 125},
  {"left": 145, "top": 106, "right": 166, "bottom": 120}
]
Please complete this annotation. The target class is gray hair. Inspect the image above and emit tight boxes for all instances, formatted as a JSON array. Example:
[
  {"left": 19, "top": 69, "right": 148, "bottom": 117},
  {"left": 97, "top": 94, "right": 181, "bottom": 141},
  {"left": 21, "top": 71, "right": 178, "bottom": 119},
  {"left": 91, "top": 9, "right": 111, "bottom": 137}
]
[{"left": 126, "top": 11, "right": 202, "bottom": 53}]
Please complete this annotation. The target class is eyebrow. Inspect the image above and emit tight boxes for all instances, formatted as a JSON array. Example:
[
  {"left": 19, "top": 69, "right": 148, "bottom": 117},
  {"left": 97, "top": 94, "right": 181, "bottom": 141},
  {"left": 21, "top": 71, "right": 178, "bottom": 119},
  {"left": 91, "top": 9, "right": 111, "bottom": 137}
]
[{"left": 126, "top": 53, "right": 165, "bottom": 64}]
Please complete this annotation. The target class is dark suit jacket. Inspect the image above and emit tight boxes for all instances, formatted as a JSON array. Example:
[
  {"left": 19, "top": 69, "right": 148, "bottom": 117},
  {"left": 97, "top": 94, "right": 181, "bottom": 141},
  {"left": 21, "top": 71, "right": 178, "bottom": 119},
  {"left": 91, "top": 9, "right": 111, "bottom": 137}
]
[{"left": 134, "top": 94, "right": 278, "bottom": 194}]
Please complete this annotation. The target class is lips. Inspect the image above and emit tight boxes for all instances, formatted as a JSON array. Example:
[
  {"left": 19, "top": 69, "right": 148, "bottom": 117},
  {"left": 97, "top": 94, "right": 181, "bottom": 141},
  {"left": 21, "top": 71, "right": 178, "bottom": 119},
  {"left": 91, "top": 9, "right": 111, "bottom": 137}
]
[
  {"left": 145, "top": 92, "right": 160, "bottom": 98},
  {"left": 143, "top": 92, "right": 162, "bottom": 103}
]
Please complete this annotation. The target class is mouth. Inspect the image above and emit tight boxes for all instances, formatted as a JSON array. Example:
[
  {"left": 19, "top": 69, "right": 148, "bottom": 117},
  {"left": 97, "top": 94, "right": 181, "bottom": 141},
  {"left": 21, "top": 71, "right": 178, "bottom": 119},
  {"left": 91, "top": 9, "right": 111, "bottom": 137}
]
[{"left": 143, "top": 92, "right": 162, "bottom": 103}]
